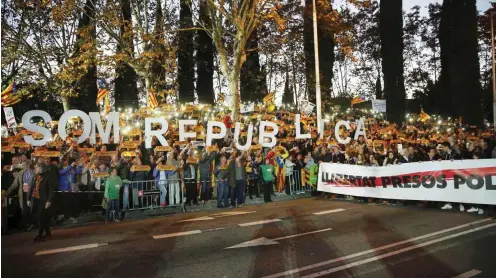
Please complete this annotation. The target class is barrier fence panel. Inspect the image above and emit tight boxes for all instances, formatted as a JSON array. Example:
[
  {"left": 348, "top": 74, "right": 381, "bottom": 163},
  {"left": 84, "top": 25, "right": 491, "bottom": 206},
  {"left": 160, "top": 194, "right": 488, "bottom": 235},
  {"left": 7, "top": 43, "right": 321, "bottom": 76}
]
[
  {"left": 289, "top": 170, "right": 312, "bottom": 199},
  {"left": 125, "top": 179, "right": 184, "bottom": 211}
]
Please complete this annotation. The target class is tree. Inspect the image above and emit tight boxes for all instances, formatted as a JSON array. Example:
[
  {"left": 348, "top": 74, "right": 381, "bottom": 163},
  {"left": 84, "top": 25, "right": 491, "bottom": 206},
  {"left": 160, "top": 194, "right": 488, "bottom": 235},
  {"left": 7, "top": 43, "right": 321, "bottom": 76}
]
[
  {"left": 438, "top": 0, "right": 483, "bottom": 125},
  {"left": 113, "top": 0, "right": 139, "bottom": 108},
  {"left": 95, "top": 0, "right": 177, "bottom": 108},
  {"left": 240, "top": 29, "right": 266, "bottom": 103},
  {"left": 70, "top": 0, "right": 98, "bottom": 112},
  {"left": 379, "top": 0, "right": 405, "bottom": 123},
  {"left": 1, "top": 0, "right": 90, "bottom": 111},
  {"left": 177, "top": 0, "right": 195, "bottom": 103},
  {"left": 195, "top": 0, "right": 215, "bottom": 104},
  {"left": 282, "top": 71, "right": 294, "bottom": 105},
  {"left": 196, "top": 0, "right": 285, "bottom": 118}
]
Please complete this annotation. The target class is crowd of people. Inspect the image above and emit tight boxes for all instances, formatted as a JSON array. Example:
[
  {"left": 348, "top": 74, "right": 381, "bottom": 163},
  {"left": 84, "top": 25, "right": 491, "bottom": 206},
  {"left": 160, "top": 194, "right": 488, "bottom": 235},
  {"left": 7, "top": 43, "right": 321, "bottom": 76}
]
[{"left": 2, "top": 105, "right": 496, "bottom": 240}]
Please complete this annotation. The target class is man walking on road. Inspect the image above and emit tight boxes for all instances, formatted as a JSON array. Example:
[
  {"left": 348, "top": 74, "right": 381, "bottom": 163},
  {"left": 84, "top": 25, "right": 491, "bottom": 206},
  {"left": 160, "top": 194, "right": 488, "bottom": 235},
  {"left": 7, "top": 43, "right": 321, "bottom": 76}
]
[{"left": 27, "top": 163, "right": 55, "bottom": 242}]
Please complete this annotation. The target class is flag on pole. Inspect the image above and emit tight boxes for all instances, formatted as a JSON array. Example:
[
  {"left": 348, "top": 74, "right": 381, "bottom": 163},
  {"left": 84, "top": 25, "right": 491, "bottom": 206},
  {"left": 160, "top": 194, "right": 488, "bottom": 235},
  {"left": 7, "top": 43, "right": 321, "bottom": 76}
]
[
  {"left": 350, "top": 92, "right": 366, "bottom": 106},
  {"left": 1, "top": 81, "right": 21, "bottom": 106},
  {"left": 96, "top": 79, "right": 109, "bottom": 104},
  {"left": 148, "top": 89, "right": 158, "bottom": 108},
  {"left": 217, "top": 93, "right": 225, "bottom": 103},
  {"left": 419, "top": 108, "right": 431, "bottom": 122},
  {"left": 263, "top": 92, "right": 275, "bottom": 103}
]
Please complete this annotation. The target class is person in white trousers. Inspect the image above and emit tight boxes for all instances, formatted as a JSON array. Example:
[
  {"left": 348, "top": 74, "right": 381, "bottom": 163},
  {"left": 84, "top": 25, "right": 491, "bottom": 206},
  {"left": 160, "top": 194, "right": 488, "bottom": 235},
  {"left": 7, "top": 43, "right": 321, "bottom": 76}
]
[{"left": 166, "top": 152, "right": 182, "bottom": 206}]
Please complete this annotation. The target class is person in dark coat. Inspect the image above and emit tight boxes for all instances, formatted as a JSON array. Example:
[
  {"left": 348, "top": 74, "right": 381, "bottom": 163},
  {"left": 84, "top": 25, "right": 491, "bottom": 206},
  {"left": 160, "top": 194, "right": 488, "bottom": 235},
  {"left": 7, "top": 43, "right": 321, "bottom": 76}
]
[{"left": 27, "top": 163, "right": 55, "bottom": 242}]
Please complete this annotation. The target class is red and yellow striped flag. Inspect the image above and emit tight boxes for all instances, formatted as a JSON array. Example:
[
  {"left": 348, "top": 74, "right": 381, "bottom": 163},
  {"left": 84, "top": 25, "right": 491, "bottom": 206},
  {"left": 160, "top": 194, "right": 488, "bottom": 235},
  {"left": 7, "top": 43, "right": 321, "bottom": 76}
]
[
  {"left": 263, "top": 92, "right": 275, "bottom": 103},
  {"left": 350, "top": 93, "right": 366, "bottom": 106},
  {"left": 96, "top": 88, "right": 109, "bottom": 104},
  {"left": 1, "top": 81, "right": 21, "bottom": 106},
  {"left": 217, "top": 93, "right": 225, "bottom": 103},
  {"left": 148, "top": 89, "right": 158, "bottom": 108},
  {"left": 419, "top": 108, "right": 431, "bottom": 122}
]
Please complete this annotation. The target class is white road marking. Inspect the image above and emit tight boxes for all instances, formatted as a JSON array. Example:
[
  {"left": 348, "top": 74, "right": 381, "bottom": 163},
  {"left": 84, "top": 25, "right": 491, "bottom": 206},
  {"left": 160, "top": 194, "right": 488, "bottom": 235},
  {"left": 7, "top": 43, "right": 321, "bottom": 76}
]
[
  {"left": 273, "top": 228, "right": 333, "bottom": 241},
  {"left": 226, "top": 237, "right": 280, "bottom": 249},
  {"left": 204, "top": 227, "right": 228, "bottom": 232},
  {"left": 238, "top": 219, "right": 282, "bottom": 227},
  {"left": 226, "top": 228, "right": 333, "bottom": 249},
  {"left": 313, "top": 208, "right": 346, "bottom": 215},
  {"left": 178, "top": 216, "right": 215, "bottom": 222},
  {"left": 35, "top": 243, "right": 107, "bottom": 256},
  {"left": 212, "top": 211, "right": 256, "bottom": 217},
  {"left": 153, "top": 230, "right": 202, "bottom": 240},
  {"left": 263, "top": 218, "right": 494, "bottom": 278},
  {"left": 453, "top": 269, "right": 482, "bottom": 278},
  {"left": 299, "top": 223, "right": 496, "bottom": 278}
]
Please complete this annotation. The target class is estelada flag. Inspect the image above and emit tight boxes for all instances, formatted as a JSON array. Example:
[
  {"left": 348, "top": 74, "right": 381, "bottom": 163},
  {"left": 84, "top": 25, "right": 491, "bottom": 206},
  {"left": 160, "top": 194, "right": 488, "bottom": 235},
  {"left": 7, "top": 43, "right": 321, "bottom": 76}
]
[
  {"left": 104, "top": 95, "right": 111, "bottom": 114},
  {"left": 148, "top": 89, "right": 158, "bottom": 108},
  {"left": 350, "top": 92, "right": 366, "bottom": 106},
  {"left": 96, "top": 79, "right": 109, "bottom": 104},
  {"left": 419, "top": 108, "right": 431, "bottom": 122},
  {"left": 263, "top": 92, "right": 275, "bottom": 103},
  {"left": 1, "top": 81, "right": 21, "bottom": 106}
]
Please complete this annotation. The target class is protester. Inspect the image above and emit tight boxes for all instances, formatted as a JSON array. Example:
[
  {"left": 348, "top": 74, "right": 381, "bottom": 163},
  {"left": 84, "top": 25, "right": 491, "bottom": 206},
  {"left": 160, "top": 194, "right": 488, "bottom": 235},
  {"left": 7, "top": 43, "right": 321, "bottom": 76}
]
[
  {"left": 5, "top": 160, "right": 35, "bottom": 230},
  {"left": 260, "top": 158, "right": 276, "bottom": 203},
  {"left": 214, "top": 154, "right": 230, "bottom": 208},
  {"left": 104, "top": 168, "right": 123, "bottom": 223},
  {"left": 27, "top": 163, "right": 55, "bottom": 242}
]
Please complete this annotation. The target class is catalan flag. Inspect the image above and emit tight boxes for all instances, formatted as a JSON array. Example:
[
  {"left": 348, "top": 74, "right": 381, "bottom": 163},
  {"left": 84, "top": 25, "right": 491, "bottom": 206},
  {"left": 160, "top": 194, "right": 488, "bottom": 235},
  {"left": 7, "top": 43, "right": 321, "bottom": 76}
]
[
  {"left": 96, "top": 79, "right": 109, "bottom": 104},
  {"left": 419, "top": 108, "right": 431, "bottom": 122},
  {"left": 1, "top": 81, "right": 21, "bottom": 106},
  {"left": 217, "top": 93, "right": 225, "bottom": 103},
  {"left": 263, "top": 92, "right": 275, "bottom": 103},
  {"left": 350, "top": 92, "right": 366, "bottom": 106},
  {"left": 148, "top": 89, "right": 158, "bottom": 108}
]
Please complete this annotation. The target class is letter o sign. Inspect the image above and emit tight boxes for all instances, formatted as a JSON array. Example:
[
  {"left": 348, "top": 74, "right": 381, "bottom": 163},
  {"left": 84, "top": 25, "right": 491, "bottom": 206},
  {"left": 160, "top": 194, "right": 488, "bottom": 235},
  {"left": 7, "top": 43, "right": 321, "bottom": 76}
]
[{"left": 466, "top": 174, "right": 484, "bottom": 190}]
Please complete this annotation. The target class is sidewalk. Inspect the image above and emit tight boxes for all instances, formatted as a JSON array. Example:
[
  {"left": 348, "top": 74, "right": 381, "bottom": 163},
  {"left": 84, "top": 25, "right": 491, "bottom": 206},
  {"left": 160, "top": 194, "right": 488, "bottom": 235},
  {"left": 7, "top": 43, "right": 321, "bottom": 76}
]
[{"left": 54, "top": 192, "right": 312, "bottom": 229}]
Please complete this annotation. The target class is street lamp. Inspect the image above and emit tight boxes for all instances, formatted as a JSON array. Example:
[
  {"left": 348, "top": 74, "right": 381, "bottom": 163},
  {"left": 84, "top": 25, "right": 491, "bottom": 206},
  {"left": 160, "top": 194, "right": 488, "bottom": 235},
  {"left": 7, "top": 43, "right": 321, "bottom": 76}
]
[
  {"left": 491, "top": 2, "right": 496, "bottom": 130},
  {"left": 312, "top": 0, "right": 323, "bottom": 138}
]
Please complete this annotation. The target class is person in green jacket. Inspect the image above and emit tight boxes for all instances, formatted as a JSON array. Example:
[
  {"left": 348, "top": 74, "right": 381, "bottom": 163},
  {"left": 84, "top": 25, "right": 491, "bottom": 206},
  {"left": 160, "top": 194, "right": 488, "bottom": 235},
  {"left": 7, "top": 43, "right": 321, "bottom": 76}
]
[
  {"left": 260, "top": 159, "right": 276, "bottom": 203},
  {"left": 104, "top": 168, "right": 123, "bottom": 223}
]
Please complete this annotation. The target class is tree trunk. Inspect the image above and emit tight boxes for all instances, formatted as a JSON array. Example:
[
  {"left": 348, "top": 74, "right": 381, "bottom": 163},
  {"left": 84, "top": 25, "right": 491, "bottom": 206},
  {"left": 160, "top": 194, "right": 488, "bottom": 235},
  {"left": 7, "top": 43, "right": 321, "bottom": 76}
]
[
  {"left": 62, "top": 96, "right": 70, "bottom": 112},
  {"left": 177, "top": 0, "right": 195, "bottom": 103},
  {"left": 228, "top": 73, "right": 240, "bottom": 119},
  {"left": 196, "top": 0, "right": 215, "bottom": 104},
  {"left": 240, "top": 29, "right": 266, "bottom": 103},
  {"left": 380, "top": 0, "right": 406, "bottom": 123},
  {"left": 115, "top": 0, "right": 139, "bottom": 109}
]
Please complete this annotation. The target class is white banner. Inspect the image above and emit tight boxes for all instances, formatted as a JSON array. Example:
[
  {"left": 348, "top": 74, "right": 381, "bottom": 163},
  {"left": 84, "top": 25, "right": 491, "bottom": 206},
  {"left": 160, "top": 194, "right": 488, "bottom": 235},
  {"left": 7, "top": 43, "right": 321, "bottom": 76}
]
[
  {"left": 3, "top": 107, "right": 17, "bottom": 129},
  {"left": 371, "top": 99, "right": 386, "bottom": 113},
  {"left": 318, "top": 159, "right": 496, "bottom": 205},
  {"left": 240, "top": 103, "right": 255, "bottom": 113},
  {"left": 300, "top": 99, "right": 315, "bottom": 115}
]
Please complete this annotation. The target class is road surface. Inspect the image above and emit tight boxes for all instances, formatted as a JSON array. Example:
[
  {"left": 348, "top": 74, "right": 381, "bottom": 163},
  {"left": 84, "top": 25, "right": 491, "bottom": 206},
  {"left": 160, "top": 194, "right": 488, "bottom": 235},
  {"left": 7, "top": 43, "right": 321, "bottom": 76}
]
[{"left": 2, "top": 198, "right": 495, "bottom": 278}]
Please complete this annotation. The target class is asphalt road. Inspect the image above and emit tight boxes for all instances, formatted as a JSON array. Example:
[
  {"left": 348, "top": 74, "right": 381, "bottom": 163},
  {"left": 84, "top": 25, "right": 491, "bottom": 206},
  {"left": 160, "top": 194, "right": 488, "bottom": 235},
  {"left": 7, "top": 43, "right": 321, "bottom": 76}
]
[{"left": 2, "top": 198, "right": 495, "bottom": 278}]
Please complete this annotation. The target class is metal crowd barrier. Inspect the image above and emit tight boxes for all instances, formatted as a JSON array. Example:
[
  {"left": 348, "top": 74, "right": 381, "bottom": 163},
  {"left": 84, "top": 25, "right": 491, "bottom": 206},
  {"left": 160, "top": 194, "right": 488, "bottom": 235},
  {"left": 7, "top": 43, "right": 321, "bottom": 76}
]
[
  {"left": 124, "top": 179, "right": 184, "bottom": 211},
  {"left": 289, "top": 170, "right": 312, "bottom": 199}
]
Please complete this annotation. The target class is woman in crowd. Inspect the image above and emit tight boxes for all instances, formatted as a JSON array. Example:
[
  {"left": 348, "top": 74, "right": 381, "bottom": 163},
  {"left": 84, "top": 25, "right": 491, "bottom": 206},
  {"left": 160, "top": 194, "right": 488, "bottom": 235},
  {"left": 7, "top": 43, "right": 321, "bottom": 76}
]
[{"left": 214, "top": 154, "right": 230, "bottom": 208}]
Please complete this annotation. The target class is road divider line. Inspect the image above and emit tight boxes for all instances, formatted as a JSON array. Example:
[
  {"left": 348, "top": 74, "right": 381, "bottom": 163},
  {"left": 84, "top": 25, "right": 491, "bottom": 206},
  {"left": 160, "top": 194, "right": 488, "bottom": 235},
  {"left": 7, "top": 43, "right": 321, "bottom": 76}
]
[
  {"left": 263, "top": 218, "right": 493, "bottom": 278},
  {"left": 153, "top": 230, "right": 202, "bottom": 240},
  {"left": 178, "top": 216, "right": 215, "bottom": 222},
  {"left": 299, "top": 223, "right": 496, "bottom": 278},
  {"left": 238, "top": 219, "right": 282, "bottom": 227},
  {"left": 453, "top": 269, "right": 482, "bottom": 278},
  {"left": 273, "top": 228, "right": 333, "bottom": 241},
  {"left": 313, "top": 208, "right": 346, "bottom": 215},
  {"left": 35, "top": 243, "right": 107, "bottom": 256},
  {"left": 212, "top": 211, "right": 257, "bottom": 217}
]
